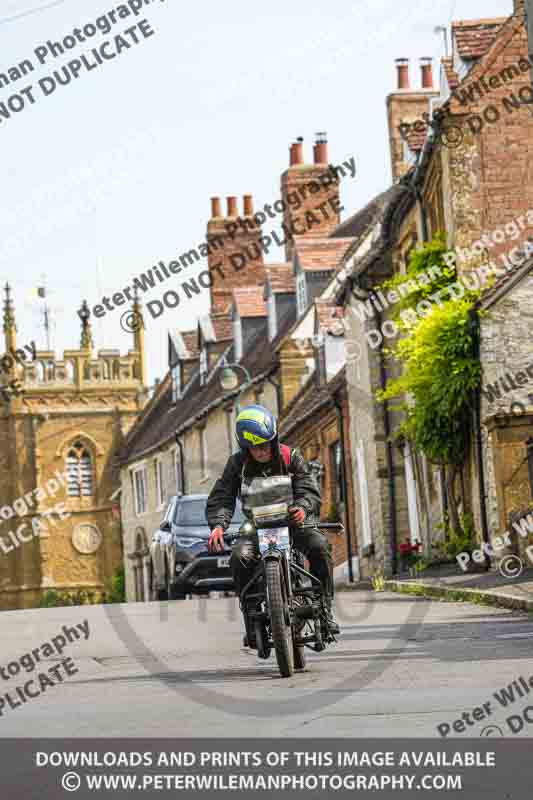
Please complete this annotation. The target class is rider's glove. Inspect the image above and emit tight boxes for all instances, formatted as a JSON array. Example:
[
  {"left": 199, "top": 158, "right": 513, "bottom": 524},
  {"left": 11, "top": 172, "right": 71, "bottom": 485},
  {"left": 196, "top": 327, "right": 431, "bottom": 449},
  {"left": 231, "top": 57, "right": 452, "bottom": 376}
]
[
  {"left": 289, "top": 506, "right": 306, "bottom": 525},
  {"left": 208, "top": 526, "right": 225, "bottom": 553}
]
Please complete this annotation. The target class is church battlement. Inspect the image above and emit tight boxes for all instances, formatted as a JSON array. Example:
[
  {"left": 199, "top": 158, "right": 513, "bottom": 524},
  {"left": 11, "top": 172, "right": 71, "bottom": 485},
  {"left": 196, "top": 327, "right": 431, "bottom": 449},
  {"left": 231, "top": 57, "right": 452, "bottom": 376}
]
[
  {"left": 1, "top": 287, "right": 147, "bottom": 397},
  {"left": 22, "top": 348, "right": 143, "bottom": 391},
  {"left": 0, "top": 284, "right": 148, "bottom": 610}
]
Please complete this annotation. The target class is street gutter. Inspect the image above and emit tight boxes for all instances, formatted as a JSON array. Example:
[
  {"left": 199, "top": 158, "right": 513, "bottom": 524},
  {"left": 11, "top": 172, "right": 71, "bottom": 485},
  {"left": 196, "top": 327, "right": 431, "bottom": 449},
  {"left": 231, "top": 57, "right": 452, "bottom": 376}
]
[{"left": 385, "top": 579, "right": 533, "bottom": 614}]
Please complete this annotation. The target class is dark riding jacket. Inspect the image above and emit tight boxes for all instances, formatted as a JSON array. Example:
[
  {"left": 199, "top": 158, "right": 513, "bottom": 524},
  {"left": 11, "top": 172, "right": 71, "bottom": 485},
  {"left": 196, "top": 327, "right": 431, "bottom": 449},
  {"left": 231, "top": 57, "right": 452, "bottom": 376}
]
[{"left": 205, "top": 446, "right": 321, "bottom": 532}]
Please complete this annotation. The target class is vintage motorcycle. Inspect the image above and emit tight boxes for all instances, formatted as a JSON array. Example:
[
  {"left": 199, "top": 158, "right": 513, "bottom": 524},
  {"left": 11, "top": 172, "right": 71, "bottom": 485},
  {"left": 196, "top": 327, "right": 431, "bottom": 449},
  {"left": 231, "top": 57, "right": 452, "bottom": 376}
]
[{"left": 230, "top": 496, "right": 340, "bottom": 678}]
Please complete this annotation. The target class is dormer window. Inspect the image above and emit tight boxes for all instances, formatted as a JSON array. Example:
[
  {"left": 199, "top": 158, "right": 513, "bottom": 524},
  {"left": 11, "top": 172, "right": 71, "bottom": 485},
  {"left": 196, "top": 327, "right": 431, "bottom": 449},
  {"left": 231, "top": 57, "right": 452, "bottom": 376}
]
[
  {"left": 297, "top": 273, "right": 308, "bottom": 316},
  {"left": 199, "top": 348, "right": 208, "bottom": 385}
]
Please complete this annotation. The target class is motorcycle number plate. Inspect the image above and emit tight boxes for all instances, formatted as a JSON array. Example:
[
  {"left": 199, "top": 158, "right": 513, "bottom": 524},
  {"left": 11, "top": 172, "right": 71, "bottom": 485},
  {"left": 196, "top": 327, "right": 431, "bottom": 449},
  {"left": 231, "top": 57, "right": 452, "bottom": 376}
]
[
  {"left": 258, "top": 526, "right": 290, "bottom": 553},
  {"left": 217, "top": 556, "right": 231, "bottom": 568}
]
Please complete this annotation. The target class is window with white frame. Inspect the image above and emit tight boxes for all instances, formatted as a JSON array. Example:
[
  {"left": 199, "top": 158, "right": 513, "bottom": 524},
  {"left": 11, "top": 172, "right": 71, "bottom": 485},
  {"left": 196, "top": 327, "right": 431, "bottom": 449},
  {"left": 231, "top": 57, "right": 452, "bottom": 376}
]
[
  {"left": 199, "top": 348, "right": 208, "bottom": 385},
  {"left": 233, "top": 316, "right": 243, "bottom": 361},
  {"left": 297, "top": 272, "right": 307, "bottom": 316},
  {"left": 132, "top": 466, "right": 148, "bottom": 515},
  {"left": 267, "top": 292, "right": 277, "bottom": 340},
  {"left": 171, "top": 364, "right": 181, "bottom": 404},
  {"left": 154, "top": 458, "right": 165, "bottom": 508},
  {"left": 66, "top": 441, "right": 93, "bottom": 497}
]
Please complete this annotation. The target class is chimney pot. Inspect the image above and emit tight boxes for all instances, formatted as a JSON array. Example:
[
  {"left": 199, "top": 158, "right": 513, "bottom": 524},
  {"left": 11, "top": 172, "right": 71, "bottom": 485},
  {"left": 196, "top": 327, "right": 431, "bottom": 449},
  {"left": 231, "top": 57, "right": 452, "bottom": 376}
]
[
  {"left": 291, "top": 139, "right": 304, "bottom": 166},
  {"left": 420, "top": 57, "right": 433, "bottom": 89},
  {"left": 211, "top": 196, "right": 221, "bottom": 218},
  {"left": 313, "top": 134, "right": 328, "bottom": 164},
  {"left": 243, "top": 194, "right": 253, "bottom": 216},
  {"left": 395, "top": 58, "right": 409, "bottom": 90},
  {"left": 227, "top": 196, "right": 238, "bottom": 217}
]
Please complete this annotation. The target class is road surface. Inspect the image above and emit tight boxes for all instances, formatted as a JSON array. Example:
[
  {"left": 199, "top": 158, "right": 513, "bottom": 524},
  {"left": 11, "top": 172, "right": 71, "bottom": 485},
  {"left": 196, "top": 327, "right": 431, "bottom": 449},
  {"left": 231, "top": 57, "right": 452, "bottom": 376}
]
[{"left": 1, "top": 590, "right": 532, "bottom": 738}]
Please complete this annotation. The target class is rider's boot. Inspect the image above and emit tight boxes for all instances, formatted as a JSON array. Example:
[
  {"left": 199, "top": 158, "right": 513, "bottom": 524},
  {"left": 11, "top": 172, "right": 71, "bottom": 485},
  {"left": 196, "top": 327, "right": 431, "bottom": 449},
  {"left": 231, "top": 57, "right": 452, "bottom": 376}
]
[{"left": 243, "top": 603, "right": 258, "bottom": 648}]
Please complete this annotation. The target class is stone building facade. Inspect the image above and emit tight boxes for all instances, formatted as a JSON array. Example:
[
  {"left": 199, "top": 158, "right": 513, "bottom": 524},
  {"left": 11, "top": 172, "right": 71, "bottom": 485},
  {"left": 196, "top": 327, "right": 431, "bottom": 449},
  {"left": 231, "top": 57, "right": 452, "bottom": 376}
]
[
  {"left": 0, "top": 287, "right": 146, "bottom": 610},
  {"left": 338, "top": 1, "right": 533, "bottom": 577}
]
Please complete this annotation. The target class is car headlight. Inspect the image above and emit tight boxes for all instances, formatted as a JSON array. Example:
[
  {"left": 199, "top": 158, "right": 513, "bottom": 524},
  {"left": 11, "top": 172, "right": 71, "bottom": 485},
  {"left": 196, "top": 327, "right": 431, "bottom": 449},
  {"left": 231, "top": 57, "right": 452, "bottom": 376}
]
[{"left": 174, "top": 536, "right": 204, "bottom": 548}]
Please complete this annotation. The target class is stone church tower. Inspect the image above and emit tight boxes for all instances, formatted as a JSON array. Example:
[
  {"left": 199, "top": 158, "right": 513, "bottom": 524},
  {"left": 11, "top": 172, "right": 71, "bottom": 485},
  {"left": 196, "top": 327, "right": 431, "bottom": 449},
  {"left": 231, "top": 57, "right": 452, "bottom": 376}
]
[{"left": 0, "top": 285, "right": 146, "bottom": 610}]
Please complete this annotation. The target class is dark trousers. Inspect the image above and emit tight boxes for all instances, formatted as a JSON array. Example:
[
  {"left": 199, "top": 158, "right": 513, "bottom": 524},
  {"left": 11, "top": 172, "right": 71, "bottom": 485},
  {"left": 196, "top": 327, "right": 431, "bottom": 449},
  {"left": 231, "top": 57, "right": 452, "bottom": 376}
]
[{"left": 230, "top": 527, "right": 334, "bottom": 604}]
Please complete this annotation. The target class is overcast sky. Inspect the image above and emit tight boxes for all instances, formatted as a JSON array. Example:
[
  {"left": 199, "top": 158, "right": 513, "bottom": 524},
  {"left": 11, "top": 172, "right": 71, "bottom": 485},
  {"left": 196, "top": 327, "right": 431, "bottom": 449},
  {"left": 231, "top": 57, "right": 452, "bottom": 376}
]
[{"left": 0, "top": 0, "right": 512, "bottom": 385}]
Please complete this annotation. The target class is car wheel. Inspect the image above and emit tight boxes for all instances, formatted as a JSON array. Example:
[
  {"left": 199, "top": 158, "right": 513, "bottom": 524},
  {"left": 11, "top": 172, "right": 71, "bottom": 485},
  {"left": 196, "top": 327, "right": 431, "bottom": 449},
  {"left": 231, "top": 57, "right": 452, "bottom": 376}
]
[{"left": 169, "top": 583, "right": 186, "bottom": 600}]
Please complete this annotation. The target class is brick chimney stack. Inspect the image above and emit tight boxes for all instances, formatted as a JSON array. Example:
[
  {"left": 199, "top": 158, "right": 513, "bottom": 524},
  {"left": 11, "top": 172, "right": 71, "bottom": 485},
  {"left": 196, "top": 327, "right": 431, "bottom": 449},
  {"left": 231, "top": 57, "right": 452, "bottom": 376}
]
[
  {"left": 386, "top": 58, "right": 439, "bottom": 182},
  {"left": 420, "top": 57, "right": 433, "bottom": 89},
  {"left": 207, "top": 195, "right": 266, "bottom": 315},
  {"left": 280, "top": 134, "right": 341, "bottom": 261}
]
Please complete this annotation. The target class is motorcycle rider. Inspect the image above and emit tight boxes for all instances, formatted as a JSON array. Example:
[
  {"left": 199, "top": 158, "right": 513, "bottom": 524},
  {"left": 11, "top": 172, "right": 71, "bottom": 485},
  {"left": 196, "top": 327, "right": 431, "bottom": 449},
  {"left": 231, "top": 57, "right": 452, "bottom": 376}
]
[{"left": 206, "top": 404, "right": 340, "bottom": 640}]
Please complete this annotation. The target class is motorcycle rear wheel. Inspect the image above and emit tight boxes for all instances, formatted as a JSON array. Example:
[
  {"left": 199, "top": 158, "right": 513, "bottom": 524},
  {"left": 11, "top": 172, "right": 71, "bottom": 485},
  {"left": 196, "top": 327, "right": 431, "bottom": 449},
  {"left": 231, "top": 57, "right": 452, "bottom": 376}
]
[{"left": 265, "top": 560, "right": 294, "bottom": 677}]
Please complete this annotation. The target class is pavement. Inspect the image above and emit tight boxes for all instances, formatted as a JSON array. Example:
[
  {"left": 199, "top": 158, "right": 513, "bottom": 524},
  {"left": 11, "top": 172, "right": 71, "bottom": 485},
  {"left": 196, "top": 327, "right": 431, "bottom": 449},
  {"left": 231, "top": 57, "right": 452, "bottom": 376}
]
[
  {"left": 384, "top": 563, "right": 533, "bottom": 613},
  {"left": 1, "top": 589, "right": 533, "bottom": 738}
]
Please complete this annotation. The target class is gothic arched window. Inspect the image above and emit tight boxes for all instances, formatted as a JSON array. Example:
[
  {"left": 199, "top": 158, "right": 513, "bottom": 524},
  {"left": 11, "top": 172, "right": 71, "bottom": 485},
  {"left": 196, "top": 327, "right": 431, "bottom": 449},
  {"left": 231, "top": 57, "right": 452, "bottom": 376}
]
[{"left": 66, "top": 441, "right": 93, "bottom": 497}]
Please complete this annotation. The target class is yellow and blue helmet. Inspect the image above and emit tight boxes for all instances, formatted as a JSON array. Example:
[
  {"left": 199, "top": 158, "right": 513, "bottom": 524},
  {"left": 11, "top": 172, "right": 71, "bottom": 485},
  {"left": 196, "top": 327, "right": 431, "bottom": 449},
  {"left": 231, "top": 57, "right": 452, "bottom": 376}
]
[{"left": 235, "top": 405, "right": 277, "bottom": 450}]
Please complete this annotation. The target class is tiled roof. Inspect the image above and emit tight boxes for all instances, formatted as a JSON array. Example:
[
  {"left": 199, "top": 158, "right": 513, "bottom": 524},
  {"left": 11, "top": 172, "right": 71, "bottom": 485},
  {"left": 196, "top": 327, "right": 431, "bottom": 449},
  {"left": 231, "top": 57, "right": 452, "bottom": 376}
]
[
  {"left": 264, "top": 263, "right": 295, "bottom": 293},
  {"left": 442, "top": 57, "right": 459, "bottom": 90},
  {"left": 120, "top": 310, "right": 299, "bottom": 465},
  {"left": 232, "top": 286, "right": 267, "bottom": 317},
  {"left": 211, "top": 315, "right": 234, "bottom": 341},
  {"left": 452, "top": 18, "right": 506, "bottom": 60},
  {"left": 330, "top": 187, "right": 401, "bottom": 242},
  {"left": 315, "top": 298, "right": 344, "bottom": 335},
  {"left": 295, "top": 238, "right": 354, "bottom": 272},
  {"left": 477, "top": 246, "right": 533, "bottom": 311}
]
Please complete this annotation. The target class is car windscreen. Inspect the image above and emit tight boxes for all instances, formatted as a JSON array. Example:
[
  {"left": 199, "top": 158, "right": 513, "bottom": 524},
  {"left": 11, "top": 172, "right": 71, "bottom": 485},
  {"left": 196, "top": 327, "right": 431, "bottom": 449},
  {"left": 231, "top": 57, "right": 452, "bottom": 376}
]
[{"left": 174, "top": 498, "right": 245, "bottom": 526}]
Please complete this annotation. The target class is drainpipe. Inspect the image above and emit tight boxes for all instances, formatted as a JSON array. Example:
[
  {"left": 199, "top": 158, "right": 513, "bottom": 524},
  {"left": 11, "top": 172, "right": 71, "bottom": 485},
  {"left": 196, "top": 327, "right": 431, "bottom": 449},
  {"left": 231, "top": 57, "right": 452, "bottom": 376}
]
[
  {"left": 470, "top": 311, "right": 491, "bottom": 563},
  {"left": 332, "top": 391, "right": 355, "bottom": 583},
  {"left": 413, "top": 184, "right": 429, "bottom": 243},
  {"left": 174, "top": 433, "right": 186, "bottom": 495}
]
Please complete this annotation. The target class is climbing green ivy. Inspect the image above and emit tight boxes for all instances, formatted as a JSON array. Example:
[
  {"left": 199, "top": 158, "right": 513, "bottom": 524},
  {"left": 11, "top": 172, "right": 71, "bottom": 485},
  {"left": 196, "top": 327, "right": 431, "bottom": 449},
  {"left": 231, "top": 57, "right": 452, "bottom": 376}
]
[{"left": 377, "top": 233, "right": 482, "bottom": 468}]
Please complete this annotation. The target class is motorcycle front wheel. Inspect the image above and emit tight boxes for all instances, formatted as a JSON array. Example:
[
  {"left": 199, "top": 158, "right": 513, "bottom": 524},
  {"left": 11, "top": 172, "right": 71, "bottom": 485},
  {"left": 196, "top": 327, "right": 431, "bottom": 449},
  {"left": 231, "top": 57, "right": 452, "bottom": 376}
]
[{"left": 265, "top": 560, "right": 294, "bottom": 677}]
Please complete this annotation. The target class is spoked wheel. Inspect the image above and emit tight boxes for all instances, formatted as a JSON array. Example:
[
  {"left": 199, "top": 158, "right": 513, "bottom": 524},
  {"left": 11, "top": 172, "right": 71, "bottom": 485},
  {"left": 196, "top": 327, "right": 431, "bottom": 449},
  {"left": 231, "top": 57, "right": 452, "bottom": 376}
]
[
  {"left": 265, "top": 560, "right": 294, "bottom": 677},
  {"left": 291, "top": 597, "right": 310, "bottom": 670}
]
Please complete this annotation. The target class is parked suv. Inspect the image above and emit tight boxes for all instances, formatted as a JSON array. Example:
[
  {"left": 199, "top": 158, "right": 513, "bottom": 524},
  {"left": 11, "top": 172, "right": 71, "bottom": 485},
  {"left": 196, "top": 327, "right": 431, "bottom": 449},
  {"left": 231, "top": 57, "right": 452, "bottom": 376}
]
[{"left": 150, "top": 494, "right": 245, "bottom": 600}]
